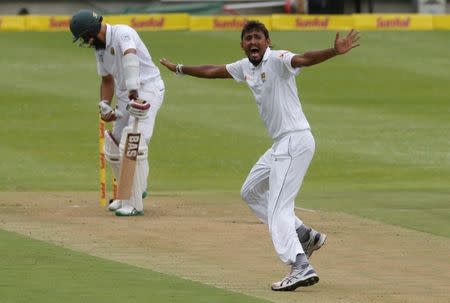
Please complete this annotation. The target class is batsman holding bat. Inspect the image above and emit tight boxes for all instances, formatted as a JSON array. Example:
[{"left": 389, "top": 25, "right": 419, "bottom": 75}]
[
  {"left": 70, "top": 10, "right": 165, "bottom": 216},
  {"left": 161, "top": 21, "right": 359, "bottom": 291}
]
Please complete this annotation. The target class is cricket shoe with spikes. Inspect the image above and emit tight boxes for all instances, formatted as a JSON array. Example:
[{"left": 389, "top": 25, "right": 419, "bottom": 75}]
[
  {"left": 115, "top": 205, "right": 144, "bottom": 217},
  {"left": 108, "top": 199, "right": 122, "bottom": 211},
  {"left": 271, "top": 264, "right": 319, "bottom": 291},
  {"left": 300, "top": 229, "right": 327, "bottom": 258}
]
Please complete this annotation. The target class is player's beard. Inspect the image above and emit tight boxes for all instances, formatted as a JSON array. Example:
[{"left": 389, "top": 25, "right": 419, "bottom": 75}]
[
  {"left": 93, "top": 37, "right": 106, "bottom": 50},
  {"left": 249, "top": 58, "right": 262, "bottom": 66}
]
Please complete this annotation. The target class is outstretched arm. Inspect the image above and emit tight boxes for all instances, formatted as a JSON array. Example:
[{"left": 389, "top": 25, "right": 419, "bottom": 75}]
[
  {"left": 291, "top": 29, "right": 360, "bottom": 68},
  {"left": 160, "top": 58, "right": 232, "bottom": 79}
]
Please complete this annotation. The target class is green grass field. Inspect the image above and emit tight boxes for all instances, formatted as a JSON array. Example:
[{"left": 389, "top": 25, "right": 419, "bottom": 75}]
[
  {"left": 0, "top": 228, "right": 270, "bottom": 303},
  {"left": 0, "top": 30, "right": 449, "bottom": 302}
]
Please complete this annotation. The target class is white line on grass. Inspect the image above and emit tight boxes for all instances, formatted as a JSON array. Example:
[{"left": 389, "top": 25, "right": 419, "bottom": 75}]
[{"left": 295, "top": 207, "right": 316, "bottom": 213}]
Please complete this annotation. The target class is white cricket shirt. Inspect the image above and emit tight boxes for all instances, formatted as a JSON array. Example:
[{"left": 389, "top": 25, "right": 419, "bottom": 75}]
[
  {"left": 95, "top": 24, "right": 161, "bottom": 91},
  {"left": 226, "top": 48, "right": 310, "bottom": 141}
]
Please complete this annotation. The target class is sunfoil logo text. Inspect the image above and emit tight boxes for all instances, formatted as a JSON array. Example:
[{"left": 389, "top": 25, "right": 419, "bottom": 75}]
[
  {"left": 376, "top": 17, "right": 411, "bottom": 28},
  {"left": 131, "top": 17, "right": 165, "bottom": 28},
  {"left": 295, "top": 17, "right": 330, "bottom": 28},
  {"left": 213, "top": 18, "right": 247, "bottom": 29},
  {"left": 49, "top": 17, "right": 70, "bottom": 28}
]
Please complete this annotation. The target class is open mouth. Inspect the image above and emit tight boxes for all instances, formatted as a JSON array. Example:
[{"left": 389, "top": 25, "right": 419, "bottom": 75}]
[{"left": 250, "top": 46, "right": 259, "bottom": 54}]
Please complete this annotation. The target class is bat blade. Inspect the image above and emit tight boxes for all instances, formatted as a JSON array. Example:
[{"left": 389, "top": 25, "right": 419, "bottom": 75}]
[{"left": 117, "top": 132, "right": 141, "bottom": 200}]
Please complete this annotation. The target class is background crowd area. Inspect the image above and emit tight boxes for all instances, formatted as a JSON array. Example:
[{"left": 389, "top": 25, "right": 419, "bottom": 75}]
[
  {"left": 1, "top": 0, "right": 450, "bottom": 31},
  {"left": 1, "top": 0, "right": 449, "bottom": 16}
]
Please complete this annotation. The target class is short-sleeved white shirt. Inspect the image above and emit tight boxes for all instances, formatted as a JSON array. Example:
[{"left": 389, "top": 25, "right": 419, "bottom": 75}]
[
  {"left": 226, "top": 48, "right": 310, "bottom": 141},
  {"left": 95, "top": 24, "right": 161, "bottom": 91}
]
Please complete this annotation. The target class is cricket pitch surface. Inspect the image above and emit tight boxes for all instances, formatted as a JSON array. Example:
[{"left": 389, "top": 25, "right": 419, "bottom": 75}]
[{"left": 0, "top": 192, "right": 449, "bottom": 303}]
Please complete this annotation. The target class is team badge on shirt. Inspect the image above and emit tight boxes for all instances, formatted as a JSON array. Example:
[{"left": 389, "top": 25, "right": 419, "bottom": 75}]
[
  {"left": 261, "top": 72, "right": 266, "bottom": 83},
  {"left": 110, "top": 47, "right": 115, "bottom": 55},
  {"left": 121, "top": 34, "right": 131, "bottom": 42}
]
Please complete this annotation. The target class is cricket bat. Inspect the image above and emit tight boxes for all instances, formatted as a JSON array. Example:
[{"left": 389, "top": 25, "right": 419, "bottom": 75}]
[{"left": 117, "top": 118, "right": 141, "bottom": 200}]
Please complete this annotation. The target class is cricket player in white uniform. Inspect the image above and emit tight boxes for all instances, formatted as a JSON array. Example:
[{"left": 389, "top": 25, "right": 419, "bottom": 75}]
[
  {"left": 160, "top": 21, "right": 359, "bottom": 291},
  {"left": 70, "top": 10, "right": 165, "bottom": 216}
]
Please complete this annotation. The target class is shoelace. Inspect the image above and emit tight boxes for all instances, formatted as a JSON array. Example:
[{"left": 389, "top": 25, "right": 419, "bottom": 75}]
[{"left": 281, "top": 269, "right": 305, "bottom": 285}]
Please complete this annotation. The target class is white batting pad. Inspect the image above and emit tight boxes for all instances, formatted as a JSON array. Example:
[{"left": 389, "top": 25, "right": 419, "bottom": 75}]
[
  {"left": 104, "top": 130, "right": 120, "bottom": 178},
  {"left": 133, "top": 154, "right": 149, "bottom": 211}
]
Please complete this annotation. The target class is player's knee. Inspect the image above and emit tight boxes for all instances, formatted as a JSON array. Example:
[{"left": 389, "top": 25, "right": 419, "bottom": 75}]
[
  {"left": 240, "top": 183, "right": 251, "bottom": 202},
  {"left": 104, "top": 131, "right": 120, "bottom": 164},
  {"left": 137, "top": 145, "right": 148, "bottom": 160}
]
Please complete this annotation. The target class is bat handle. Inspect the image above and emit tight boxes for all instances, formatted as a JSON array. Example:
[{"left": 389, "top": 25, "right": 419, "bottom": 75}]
[
  {"left": 130, "top": 98, "right": 141, "bottom": 132},
  {"left": 132, "top": 117, "right": 139, "bottom": 132}
]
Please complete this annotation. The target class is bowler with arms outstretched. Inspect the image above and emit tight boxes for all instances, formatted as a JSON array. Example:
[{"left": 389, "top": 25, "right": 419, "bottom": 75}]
[{"left": 160, "top": 21, "right": 360, "bottom": 291}]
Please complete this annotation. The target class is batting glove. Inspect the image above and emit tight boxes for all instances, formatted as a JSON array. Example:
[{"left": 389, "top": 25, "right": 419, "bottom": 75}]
[
  {"left": 99, "top": 100, "right": 123, "bottom": 122},
  {"left": 126, "top": 99, "right": 150, "bottom": 118}
]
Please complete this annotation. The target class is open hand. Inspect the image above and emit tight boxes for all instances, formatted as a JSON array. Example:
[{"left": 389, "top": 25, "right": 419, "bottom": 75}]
[
  {"left": 334, "top": 29, "right": 360, "bottom": 55},
  {"left": 160, "top": 58, "right": 176, "bottom": 72}
]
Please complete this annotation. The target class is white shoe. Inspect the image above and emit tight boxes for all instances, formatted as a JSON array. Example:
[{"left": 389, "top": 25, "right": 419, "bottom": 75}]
[
  {"left": 115, "top": 205, "right": 144, "bottom": 217},
  {"left": 108, "top": 199, "right": 122, "bottom": 211},
  {"left": 271, "top": 264, "right": 319, "bottom": 291},
  {"left": 301, "top": 229, "right": 327, "bottom": 258},
  {"left": 109, "top": 191, "right": 147, "bottom": 211}
]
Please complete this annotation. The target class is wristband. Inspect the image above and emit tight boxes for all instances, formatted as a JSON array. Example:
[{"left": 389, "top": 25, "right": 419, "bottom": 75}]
[{"left": 175, "top": 64, "right": 184, "bottom": 76}]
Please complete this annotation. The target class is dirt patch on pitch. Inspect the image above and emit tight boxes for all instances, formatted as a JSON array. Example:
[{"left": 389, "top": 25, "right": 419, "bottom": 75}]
[{"left": 0, "top": 192, "right": 448, "bottom": 303}]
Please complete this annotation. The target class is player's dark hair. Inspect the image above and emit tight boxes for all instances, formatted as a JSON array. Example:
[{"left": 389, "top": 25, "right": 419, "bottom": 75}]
[{"left": 241, "top": 21, "right": 269, "bottom": 41}]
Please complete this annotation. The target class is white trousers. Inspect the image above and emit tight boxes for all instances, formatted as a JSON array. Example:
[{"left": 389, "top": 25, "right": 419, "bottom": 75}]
[
  {"left": 112, "top": 78, "right": 165, "bottom": 144},
  {"left": 240, "top": 130, "right": 315, "bottom": 264}
]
